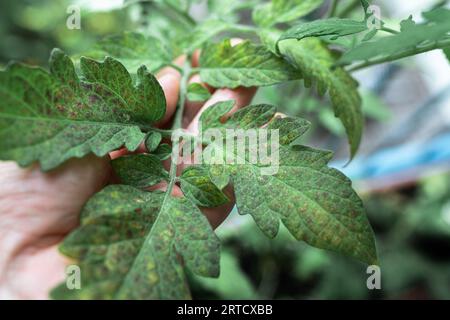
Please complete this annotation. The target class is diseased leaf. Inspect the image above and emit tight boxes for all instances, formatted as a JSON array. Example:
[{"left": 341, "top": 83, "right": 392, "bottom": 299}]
[
  {"left": 199, "top": 100, "right": 236, "bottom": 131},
  {"left": 145, "top": 131, "right": 163, "bottom": 152},
  {"left": 112, "top": 154, "right": 168, "bottom": 188},
  {"left": 187, "top": 83, "right": 212, "bottom": 102},
  {"left": 181, "top": 166, "right": 229, "bottom": 207},
  {"left": 191, "top": 103, "right": 377, "bottom": 265},
  {"left": 0, "top": 49, "right": 166, "bottom": 170},
  {"left": 80, "top": 56, "right": 166, "bottom": 124},
  {"left": 259, "top": 28, "right": 282, "bottom": 53},
  {"left": 153, "top": 143, "right": 172, "bottom": 160},
  {"left": 88, "top": 32, "right": 172, "bottom": 73},
  {"left": 253, "top": 0, "right": 324, "bottom": 27},
  {"left": 278, "top": 38, "right": 363, "bottom": 157},
  {"left": 361, "top": 28, "right": 378, "bottom": 42},
  {"left": 337, "top": 8, "right": 450, "bottom": 67},
  {"left": 200, "top": 39, "right": 300, "bottom": 88},
  {"left": 202, "top": 101, "right": 277, "bottom": 131},
  {"left": 51, "top": 185, "right": 220, "bottom": 299},
  {"left": 279, "top": 18, "right": 368, "bottom": 43}
]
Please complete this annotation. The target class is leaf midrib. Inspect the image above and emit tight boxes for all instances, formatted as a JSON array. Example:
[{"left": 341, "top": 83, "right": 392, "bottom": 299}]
[{"left": 0, "top": 113, "right": 151, "bottom": 130}]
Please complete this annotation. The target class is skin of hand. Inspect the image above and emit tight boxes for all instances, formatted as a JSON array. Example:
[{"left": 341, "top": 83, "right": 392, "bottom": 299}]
[{"left": 0, "top": 43, "right": 257, "bottom": 299}]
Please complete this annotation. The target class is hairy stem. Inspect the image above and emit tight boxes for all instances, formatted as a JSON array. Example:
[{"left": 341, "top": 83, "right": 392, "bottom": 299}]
[
  {"left": 162, "top": 1, "right": 196, "bottom": 27},
  {"left": 164, "top": 54, "right": 194, "bottom": 195},
  {"left": 380, "top": 26, "right": 400, "bottom": 34},
  {"left": 347, "top": 38, "right": 450, "bottom": 72},
  {"left": 226, "top": 24, "right": 259, "bottom": 35},
  {"left": 164, "top": 141, "right": 179, "bottom": 200},
  {"left": 172, "top": 58, "right": 192, "bottom": 130}
]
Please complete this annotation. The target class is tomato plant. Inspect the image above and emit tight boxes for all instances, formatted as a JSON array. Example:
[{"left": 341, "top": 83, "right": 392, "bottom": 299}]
[{"left": 0, "top": 0, "right": 449, "bottom": 299}]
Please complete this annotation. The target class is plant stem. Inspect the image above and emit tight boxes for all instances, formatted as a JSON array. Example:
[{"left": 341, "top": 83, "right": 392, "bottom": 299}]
[
  {"left": 163, "top": 140, "right": 179, "bottom": 201},
  {"left": 347, "top": 38, "right": 450, "bottom": 72},
  {"left": 162, "top": 1, "right": 196, "bottom": 27},
  {"left": 166, "top": 63, "right": 183, "bottom": 73},
  {"left": 380, "top": 26, "right": 399, "bottom": 34},
  {"left": 172, "top": 58, "right": 192, "bottom": 130},
  {"left": 226, "top": 24, "right": 259, "bottom": 35},
  {"left": 327, "top": 0, "right": 338, "bottom": 18},
  {"left": 164, "top": 59, "right": 193, "bottom": 198}
]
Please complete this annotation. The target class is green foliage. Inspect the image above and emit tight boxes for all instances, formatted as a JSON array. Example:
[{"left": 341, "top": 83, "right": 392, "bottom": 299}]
[
  {"left": 112, "top": 154, "right": 168, "bottom": 188},
  {"left": 279, "top": 18, "right": 367, "bottom": 42},
  {"left": 51, "top": 185, "right": 220, "bottom": 299},
  {"left": 253, "top": 0, "right": 324, "bottom": 27},
  {"left": 0, "top": 49, "right": 165, "bottom": 170},
  {"left": 337, "top": 8, "right": 450, "bottom": 69},
  {"left": 277, "top": 38, "right": 363, "bottom": 157},
  {"left": 89, "top": 32, "right": 173, "bottom": 73},
  {"left": 184, "top": 102, "right": 376, "bottom": 264},
  {"left": 187, "top": 83, "right": 212, "bottom": 102},
  {"left": 181, "top": 166, "right": 230, "bottom": 207},
  {"left": 199, "top": 173, "right": 450, "bottom": 299},
  {"left": 1, "top": 0, "right": 446, "bottom": 300},
  {"left": 200, "top": 39, "right": 300, "bottom": 88},
  {"left": 145, "top": 131, "right": 163, "bottom": 152}
]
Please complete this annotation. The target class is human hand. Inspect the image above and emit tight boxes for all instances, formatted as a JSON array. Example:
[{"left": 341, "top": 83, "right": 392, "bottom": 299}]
[{"left": 0, "top": 45, "right": 257, "bottom": 299}]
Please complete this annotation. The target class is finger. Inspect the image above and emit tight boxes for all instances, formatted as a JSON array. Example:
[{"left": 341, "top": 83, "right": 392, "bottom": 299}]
[
  {"left": 183, "top": 49, "right": 215, "bottom": 127},
  {"left": 183, "top": 74, "right": 215, "bottom": 127},
  {"left": 186, "top": 86, "right": 258, "bottom": 134},
  {"left": 200, "top": 185, "right": 235, "bottom": 229},
  {"left": 191, "top": 49, "right": 201, "bottom": 68},
  {"left": 155, "top": 55, "right": 185, "bottom": 127}
]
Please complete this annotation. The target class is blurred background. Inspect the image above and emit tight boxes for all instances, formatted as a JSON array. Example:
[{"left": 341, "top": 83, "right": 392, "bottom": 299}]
[{"left": 1, "top": 0, "right": 449, "bottom": 299}]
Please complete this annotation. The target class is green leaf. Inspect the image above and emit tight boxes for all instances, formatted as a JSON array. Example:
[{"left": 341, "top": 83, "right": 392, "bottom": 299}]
[
  {"left": 181, "top": 166, "right": 230, "bottom": 207},
  {"left": 0, "top": 49, "right": 166, "bottom": 170},
  {"left": 51, "top": 185, "right": 220, "bottom": 299},
  {"left": 337, "top": 8, "right": 450, "bottom": 67},
  {"left": 279, "top": 18, "right": 368, "bottom": 43},
  {"left": 278, "top": 38, "right": 363, "bottom": 157},
  {"left": 192, "top": 103, "right": 377, "bottom": 265},
  {"left": 112, "top": 154, "right": 168, "bottom": 188},
  {"left": 200, "top": 39, "right": 300, "bottom": 88},
  {"left": 187, "top": 83, "right": 212, "bottom": 102},
  {"left": 178, "top": 19, "right": 230, "bottom": 53},
  {"left": 253, "top": 0, "right": 324, "bottom": 27},
  {"left": 145, "top": 131, "right": 163, "bottom": 152},
  {"left": 259, "top": 28, "right": 283, "bottom": 53},
  {"left": 153, "top": 143, "right": 172, "bottom": 160},
  {"left": 201, "top": 101, "right": 278, "bottom": 131},
  {"left": 89, "top": 32, "right": 173, "bottom": 73}
]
